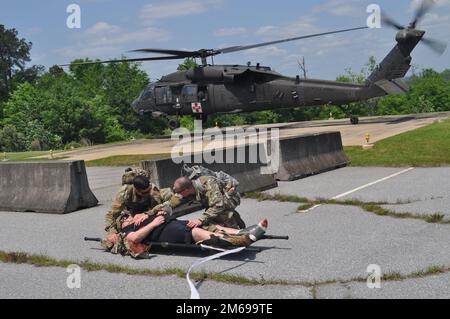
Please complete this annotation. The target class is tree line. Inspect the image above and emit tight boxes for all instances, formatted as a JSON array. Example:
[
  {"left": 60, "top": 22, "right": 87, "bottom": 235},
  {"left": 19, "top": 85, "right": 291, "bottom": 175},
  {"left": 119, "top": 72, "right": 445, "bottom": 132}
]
[{"left": 1, "top": 24, "right": 449, "bottom": 152}]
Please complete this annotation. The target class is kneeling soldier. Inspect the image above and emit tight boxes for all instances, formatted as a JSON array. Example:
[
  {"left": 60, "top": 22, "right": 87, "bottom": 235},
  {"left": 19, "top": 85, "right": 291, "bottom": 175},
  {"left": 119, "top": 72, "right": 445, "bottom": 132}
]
[
  {"left": 104, "top": 175, "right": 174, "bottom": 236},
  {"left": 172, "top": 175, "right": 246, "bottom": 231}
]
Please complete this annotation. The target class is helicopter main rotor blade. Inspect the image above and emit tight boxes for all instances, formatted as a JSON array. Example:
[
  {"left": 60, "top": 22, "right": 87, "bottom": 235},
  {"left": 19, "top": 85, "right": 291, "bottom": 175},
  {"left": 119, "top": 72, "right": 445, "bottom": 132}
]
[
  {"left": 129, "top": 48, "right": 197, "bottom": 58},
  {"left": 60, "top": 55, "right": 186, "bottom": 67},
  {"left": 421, "top": 37, "right": 447, "bottom": 55},
  {"left": 381, "top": 12, "right": 404, "bottom": 30},
  {"left": 411, "top": 0, "right": 436, "bottom": 28},
  {"left": 60, "top": 26, "right": 371, "bottom": 67},
  {"left": 217, "top": 26, "right": 368, "bottom": 54}
]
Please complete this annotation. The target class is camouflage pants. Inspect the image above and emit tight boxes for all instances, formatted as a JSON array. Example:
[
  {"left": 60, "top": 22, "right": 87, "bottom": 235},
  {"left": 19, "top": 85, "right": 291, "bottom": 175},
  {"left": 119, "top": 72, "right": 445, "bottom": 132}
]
[
  {"left": 201, "top": 210, "right": 246, "bottom": 232},
  {"left": 202, "top": 194, "right": 245, "bottom": 231}
]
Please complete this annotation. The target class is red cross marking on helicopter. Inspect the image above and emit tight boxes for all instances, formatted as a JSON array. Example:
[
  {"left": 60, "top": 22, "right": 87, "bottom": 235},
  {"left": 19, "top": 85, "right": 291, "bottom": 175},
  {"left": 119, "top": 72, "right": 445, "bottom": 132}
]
[{"left": 191, "top": 103, "right": 203, "bottom": 113}]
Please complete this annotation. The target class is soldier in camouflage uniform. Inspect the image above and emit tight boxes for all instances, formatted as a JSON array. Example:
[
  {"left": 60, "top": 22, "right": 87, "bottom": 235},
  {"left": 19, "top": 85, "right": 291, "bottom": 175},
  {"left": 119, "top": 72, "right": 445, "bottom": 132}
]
[
  {"left": 104, "top": 172, "right": 174, "bottom": 236},
  {"left": 172, "top": 175, "right": 246, "bottom": 231}
]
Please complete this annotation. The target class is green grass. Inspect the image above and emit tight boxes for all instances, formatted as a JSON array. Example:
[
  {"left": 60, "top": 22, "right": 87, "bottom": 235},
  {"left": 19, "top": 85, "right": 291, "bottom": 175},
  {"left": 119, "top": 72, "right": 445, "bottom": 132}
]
[
  {"left": 1, "top": 151, "right": 64, "bottom": 162},
  {"left": 0, "top": 250, "right": 290, "bottom": 286},
  {"left": 244, "top": 192, "right": 309, "bottom": 203},
  {"left": 345, "top": 118, "right": 450, "bottom": 167},
  {"left": 86, "top": 153, "right": 171, "bottom": 167},
  {"left": 1, "top": 250, "right": 449, "bottom": 288}
]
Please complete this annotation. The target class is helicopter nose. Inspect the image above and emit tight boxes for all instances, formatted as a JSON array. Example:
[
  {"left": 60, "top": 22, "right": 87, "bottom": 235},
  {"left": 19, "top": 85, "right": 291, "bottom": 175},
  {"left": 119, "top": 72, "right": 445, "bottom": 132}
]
[{"left": 131, "top": 98, "right": 141, "bottom": 114}]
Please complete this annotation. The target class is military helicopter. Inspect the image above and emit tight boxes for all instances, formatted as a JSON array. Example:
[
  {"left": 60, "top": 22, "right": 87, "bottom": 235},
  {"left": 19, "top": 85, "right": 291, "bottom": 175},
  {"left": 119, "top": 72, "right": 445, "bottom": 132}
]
[{"left": 64, "top": 0, "right": 446, "bottom": 129}]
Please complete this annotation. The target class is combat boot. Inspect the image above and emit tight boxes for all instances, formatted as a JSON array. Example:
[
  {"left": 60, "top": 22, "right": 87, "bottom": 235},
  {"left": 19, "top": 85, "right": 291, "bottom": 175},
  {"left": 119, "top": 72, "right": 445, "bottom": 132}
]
[{"left": 236, "top": 219, "right": 268, "bottom": 241}]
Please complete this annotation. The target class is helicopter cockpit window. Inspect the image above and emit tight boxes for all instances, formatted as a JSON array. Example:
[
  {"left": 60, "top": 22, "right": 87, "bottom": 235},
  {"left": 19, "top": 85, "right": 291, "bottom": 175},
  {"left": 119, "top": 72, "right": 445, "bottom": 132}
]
[
  {"left": 155, "top": 86, "right": 173, "bottom": 104},
  {"left": 141, "top": 84, "right": 155, "bottom": 101}
]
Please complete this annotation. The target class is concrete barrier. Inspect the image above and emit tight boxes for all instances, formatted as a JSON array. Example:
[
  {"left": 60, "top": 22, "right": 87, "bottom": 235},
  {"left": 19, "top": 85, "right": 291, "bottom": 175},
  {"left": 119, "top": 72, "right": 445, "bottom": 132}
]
[
  {"left": 275, "top": 132, "right": 349, "bottom": 181},
  {"left": 0, "top": 161, "right": 98, "bottom": 214},
  {"left": 140, "top": 144, "right": 278, "bottom": 194}
]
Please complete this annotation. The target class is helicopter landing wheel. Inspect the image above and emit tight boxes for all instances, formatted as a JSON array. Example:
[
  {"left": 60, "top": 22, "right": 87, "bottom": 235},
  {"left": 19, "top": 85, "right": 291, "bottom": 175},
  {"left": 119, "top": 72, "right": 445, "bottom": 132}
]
[
  {"left": 350, "top": 116, "right": 359, "bottom": 125},
  {"left": 168, "top": 119, "right": 181, "bottom": 130}
]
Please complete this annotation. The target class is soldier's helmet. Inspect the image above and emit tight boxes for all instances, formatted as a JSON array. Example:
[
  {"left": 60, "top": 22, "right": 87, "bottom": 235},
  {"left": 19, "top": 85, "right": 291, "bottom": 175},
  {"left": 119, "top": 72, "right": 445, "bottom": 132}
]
[{"left": 122, "top": 168, "right": 151, "bottom": 185}]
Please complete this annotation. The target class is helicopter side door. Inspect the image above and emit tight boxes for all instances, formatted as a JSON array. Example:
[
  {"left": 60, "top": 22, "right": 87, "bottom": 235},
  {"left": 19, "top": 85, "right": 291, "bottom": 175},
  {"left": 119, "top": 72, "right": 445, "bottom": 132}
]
[
  {"left": 154, "top": 86, "right": 174, "bottom": 105},
  {"left": 181, "top": 84, "right": 209, "bottom": 115}
]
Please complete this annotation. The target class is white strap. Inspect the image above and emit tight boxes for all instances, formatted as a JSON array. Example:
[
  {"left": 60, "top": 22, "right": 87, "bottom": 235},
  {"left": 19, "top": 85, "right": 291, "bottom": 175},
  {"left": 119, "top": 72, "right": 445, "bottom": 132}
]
[{"left": 187, "top": 246, "right": 246, "bottom": 299}]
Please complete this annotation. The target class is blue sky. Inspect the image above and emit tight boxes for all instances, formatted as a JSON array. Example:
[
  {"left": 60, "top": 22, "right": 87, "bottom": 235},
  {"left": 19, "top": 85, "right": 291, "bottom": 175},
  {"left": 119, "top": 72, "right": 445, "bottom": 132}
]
[{"left": 2, "top": 0, "right": 449, "bottom": 81}]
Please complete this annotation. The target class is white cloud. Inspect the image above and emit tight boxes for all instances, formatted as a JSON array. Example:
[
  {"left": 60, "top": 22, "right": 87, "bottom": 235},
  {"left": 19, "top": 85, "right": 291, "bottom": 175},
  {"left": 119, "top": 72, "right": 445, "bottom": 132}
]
[
  {"left": 84, "top": 24, "right": 171, "bottom": 47},
  {"left": 140, "top": 0, "right": 224, "bottom": 25},
  {"left": 244, "top": 46, "right": 288, "bottom": 58},
  {"left": 438, "top": 0, "right": 450, "bottom": 6},
  {"left": 407, "top": 1, "right": 450, "bottom": 40},
  {"left": 312, "top": 0, "right": 365, "bottom": 17},
  {"left": 57, "top": 22, "right": 172, "bottom": 59},
  {"left": 255, "top": 16, "right": 319, "bottom": 39},
  {"left": 420, "top": 12, "right": 450, "bottom": 26},
  {"left": 85, "top": 22, "right": 121, "bottom": 36},
  {"left": 214, "top": 27, "right": 248, "bottom": 37},
  {"left": 409, "top": 0, "right": 450, "bottom": 13},
  {"left": 55, "top": 46, "right": 122, "bottom": 59}
]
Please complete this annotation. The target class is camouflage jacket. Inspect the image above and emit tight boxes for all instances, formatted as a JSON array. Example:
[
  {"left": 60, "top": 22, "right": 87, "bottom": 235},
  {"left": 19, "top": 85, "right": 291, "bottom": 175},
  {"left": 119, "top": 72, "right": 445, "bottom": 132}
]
[
  {"left": 104, "top": 184, "right": 173, "bottom": 234},
  {"left": 193, "top": 175, "right": 241, "bottom": 225}
]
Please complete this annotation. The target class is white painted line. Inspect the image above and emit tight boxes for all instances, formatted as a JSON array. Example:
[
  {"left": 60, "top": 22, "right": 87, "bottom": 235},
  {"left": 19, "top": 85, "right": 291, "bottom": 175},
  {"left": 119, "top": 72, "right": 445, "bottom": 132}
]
[
  {"left": 331, "top": 167, "right": 414, "bottom": 200},
  {"left": 299, "top": 167, "right": 415, "bottom": 213},
  {"left": 299, "top": 204, "right": 322, "bottom": 213}
]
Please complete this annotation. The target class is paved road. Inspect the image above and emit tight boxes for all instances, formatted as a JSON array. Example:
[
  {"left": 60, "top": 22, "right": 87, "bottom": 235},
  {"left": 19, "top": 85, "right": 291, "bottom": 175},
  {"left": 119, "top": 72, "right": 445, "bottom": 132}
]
[
  {"left": 35, "top": 112, "right": 450, "bottom": 161},
  {"left": 315, "top": 273, "right": 450, "bottom": 299},
  {"left": 0, "top": 166, "right": 449, "bottom": 299},
  {"left": 266, "top": 167, "right": 450, "bottom": 217}
]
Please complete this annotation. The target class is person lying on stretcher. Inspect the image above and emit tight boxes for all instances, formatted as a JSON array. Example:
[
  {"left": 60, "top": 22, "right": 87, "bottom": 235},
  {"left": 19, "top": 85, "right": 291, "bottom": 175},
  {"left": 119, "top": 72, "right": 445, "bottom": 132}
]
[{"left": 103, "top": 210, "right": 268, "bottom": 258}]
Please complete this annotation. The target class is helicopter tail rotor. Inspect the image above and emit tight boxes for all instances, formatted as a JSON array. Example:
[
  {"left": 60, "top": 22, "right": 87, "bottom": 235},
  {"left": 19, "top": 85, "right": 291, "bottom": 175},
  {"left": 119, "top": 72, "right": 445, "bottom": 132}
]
[{"left": 382, "top": 0, "right": 447, "bottom": 55}]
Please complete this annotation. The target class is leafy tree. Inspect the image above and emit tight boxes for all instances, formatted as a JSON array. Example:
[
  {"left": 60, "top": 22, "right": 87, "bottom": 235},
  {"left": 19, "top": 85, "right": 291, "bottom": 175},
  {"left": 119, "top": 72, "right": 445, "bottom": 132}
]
[
  {"left": 334, "top": 56, "right": 379, "bottom": 117},
  {"left": 0, "top": 25, "right": 32, "bottom": 104},
  {"left": 0, "top": 124, "right": 26, "bottom": 151},
  {"left": 207, "top": 114, "right": 246, "bottom": 128},
  {"left": 440, "top": 69, "right": 450, "bottom": 81},
  {"left": 11, "top": 64, "right": 45, "bottom": 89},
  {"left": 177, "top": 58, "right": 198, "bottom": 71},
  {"left": 102, "top": 60, "right": 151, "bottom": 133},
  {"left": 377, "top": 94, "right": 409, "bottom": 115},
  {"left": 407, "top": 69, "right": 450, "bottom": 112},
  {"left": 3, "top": 56, "right": 169, "bottom": 148},
  {"left": 23, "top": 120, "right": 63, "bottom": 151},
  {"left": 376, "top": 68, "right": 450, "bottom": 115}
]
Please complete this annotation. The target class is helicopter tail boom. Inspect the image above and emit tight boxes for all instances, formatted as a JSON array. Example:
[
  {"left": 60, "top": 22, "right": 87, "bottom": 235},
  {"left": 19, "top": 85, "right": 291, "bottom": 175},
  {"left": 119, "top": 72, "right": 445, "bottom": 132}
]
[
  {"left": 363, "top": 0, "right": 447, "bottom": 98},
  {"left": 366, "top": 36, "right": 420, "bottom": 86}
]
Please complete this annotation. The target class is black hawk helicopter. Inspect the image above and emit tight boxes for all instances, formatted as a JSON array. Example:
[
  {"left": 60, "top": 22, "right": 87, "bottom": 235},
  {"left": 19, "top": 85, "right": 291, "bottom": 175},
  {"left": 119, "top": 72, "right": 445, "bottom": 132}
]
[{"left": 64, "top": 0, "right": 446, "bottom": 129}]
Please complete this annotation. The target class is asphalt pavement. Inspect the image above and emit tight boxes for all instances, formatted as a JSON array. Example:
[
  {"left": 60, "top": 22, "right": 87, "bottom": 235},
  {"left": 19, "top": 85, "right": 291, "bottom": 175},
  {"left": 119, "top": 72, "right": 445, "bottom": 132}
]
[{"left": 0, "top": 166, "right": 449, "bottom": 299}]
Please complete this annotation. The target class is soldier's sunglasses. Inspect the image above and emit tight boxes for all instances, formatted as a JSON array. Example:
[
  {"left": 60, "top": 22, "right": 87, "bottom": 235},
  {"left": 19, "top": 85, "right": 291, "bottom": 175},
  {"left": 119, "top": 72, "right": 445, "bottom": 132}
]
[
  {"left": 135, "top": 187, "right": 150, "bottom": 194},
  {"left": 173, "top": 187, "right": 187, "bottom": 195}
]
